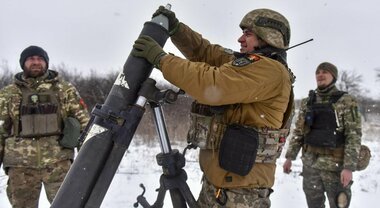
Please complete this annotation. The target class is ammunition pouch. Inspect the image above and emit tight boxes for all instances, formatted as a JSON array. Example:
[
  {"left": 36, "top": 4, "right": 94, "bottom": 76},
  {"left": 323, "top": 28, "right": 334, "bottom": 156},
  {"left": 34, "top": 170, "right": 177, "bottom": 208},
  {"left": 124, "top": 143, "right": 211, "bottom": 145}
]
[
  {"left": 219, "top": 124, "right": 258, "bottom": 176},
  {"left": 59, "top": 117, "right": 81, "bottom": 149},
  {"left": 304, "top": 129, "right": 345, "bottom": 148},
  {"left": 19, "top": 113, "right": 61, "bottom": 137},
  {"left": 186, "top": 102, "right": 227, "bottom": 149},
  {"left": 255, "top": 128, "right": 289, "bottom": 163},
  {"left": 18, "top": 87, "right": 62, "bottom": 138},
  {"left": 187, "top": 102, "right": 289, "bottom": 165}
]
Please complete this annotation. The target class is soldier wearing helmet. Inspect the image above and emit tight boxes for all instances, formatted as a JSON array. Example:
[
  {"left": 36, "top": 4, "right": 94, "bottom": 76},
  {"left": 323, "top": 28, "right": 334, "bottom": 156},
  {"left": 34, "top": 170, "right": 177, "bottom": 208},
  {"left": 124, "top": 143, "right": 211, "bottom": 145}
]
[
  {"left": 132, "top": 7, "right": 295, "bottom": 207},
  {"left": 283, "top": 62, "right": 363, "bottom": 208}
]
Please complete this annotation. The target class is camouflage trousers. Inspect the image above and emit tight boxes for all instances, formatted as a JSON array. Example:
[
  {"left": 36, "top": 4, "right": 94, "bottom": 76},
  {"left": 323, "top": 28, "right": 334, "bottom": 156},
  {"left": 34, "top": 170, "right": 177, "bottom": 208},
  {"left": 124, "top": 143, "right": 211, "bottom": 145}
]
[
  {"left": 302, "top": 165, "right": 352, "bottom": 208},
  {"left": 197, "top": 178, "right": 272, "bottom": 208},
  {"left": 6, "top": 160, "right": 71, "bottom": 208}
]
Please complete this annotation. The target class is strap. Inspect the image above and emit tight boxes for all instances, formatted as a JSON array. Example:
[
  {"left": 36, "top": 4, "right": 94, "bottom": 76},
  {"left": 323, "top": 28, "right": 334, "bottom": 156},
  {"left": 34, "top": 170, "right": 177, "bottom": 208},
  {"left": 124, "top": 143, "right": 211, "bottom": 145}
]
[
  {"left": 191, "top": 101, "right": 227, "bottom": 116},
  {"left": 254, "top": 16, "right": 290, "bottom": 47},
  {"left": 304, "top": 144, "right": 344, "bottom": 158},
  {"left": 281, "top": 87, "right": 294, "bottom": 129},
  {"left": 330, "top": 91, "right": 347, "bottom": 104},
  {"left": 306, "top": 90, "right": 315, "bottom": 108},
  {"left": 307, "top": 90, "right": 346, "bottom": 106}
]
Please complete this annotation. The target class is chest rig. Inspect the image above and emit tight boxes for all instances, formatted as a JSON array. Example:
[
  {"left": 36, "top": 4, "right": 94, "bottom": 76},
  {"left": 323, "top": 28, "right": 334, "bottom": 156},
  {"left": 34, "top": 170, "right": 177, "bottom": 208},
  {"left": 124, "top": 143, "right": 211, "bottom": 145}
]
[
  {"left": 187, "top": 101, "right": 290, "bottom": 164},
  {"left": 304, "top": 90, "right": 346, "bottom": 148},
  {"left": 18, "top": 84, "right": 62, "bottom": 138}
]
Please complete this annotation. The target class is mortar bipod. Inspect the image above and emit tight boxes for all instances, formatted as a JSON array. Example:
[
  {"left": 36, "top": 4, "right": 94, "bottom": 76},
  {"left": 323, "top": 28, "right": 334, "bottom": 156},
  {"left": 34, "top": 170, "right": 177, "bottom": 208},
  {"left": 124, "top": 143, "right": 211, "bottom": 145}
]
[{"left": 133, "top": 78, "right": 198, "bottom": 208}]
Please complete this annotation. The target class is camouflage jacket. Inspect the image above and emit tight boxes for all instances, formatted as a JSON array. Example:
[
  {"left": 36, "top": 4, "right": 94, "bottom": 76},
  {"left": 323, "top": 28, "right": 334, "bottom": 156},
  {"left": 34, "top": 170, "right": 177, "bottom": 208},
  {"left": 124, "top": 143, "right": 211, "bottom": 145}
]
[
  {"left": 285, "top": 85, "right": 362, "bottom": 171},
  {"left": 0, "top": 70, "right": 90, "bottom": 169}
]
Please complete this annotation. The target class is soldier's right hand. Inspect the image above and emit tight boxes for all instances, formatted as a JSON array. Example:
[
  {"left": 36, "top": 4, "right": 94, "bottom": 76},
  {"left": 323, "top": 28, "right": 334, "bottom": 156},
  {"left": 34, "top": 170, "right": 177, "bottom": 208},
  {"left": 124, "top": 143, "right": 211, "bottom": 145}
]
[
  {"left": 152, "top": 5, "right": 179, "bottom": 35},
  {"left": 283, "top": 158, "right": 292, "bottom": 174}
]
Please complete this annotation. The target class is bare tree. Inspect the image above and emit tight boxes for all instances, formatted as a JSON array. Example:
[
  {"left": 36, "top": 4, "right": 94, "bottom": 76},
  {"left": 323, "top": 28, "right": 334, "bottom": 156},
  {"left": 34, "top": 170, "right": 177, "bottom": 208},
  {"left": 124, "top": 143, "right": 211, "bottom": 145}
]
[
  {"left": 51, "top": 62, "right": 83, "bottom": 85},
  {"left": 375, "top": 67, "right": 380, "bottom": 82},
  {"left": 336, "top": 70, "right": 364, "bottom": 97},
  {"left": 0, "top": 60, "right": 14, "bottom": 89},
  {"left": 336, "top": 70, "right": 372, "bottom": 121}
]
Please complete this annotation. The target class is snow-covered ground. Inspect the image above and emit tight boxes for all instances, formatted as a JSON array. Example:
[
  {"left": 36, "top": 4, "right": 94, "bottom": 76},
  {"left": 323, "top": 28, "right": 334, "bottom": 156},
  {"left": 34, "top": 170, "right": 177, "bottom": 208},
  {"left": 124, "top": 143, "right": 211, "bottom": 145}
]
[{"left": 0, "top": 117, "right": 379, "bottom": 208}]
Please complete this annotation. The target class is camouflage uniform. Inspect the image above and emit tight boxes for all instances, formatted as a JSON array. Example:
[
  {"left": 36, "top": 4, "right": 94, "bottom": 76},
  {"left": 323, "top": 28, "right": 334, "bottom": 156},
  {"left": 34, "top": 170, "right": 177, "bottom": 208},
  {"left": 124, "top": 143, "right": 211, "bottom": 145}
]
[
  {"left": 158, "top": 10, "right": 294, "bottom": 207},
  {"left": 285, "top": 85, "right": 362, "bottom": 208},
  {"left": 0, "top": 70, "right": 89, "bottom": 208},
  {"left": 197, "top": 178, "right": 271, "bottom": 208}
]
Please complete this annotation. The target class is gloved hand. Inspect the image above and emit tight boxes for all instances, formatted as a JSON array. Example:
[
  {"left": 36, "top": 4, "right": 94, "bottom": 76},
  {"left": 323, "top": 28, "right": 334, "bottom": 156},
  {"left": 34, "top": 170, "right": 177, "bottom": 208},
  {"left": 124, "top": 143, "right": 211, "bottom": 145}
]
[
  {"left": 152, "top": 5, "right": 179, "bottom": 35},
  {"left": 132, "top": 35, "right": 167, "bottom": 68}
]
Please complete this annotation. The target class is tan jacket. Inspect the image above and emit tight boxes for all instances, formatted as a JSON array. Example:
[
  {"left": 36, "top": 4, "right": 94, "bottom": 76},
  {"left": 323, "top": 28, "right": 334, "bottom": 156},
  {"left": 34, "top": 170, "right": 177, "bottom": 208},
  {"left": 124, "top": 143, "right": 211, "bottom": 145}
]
[{"left": 159, "top": 23, "right": 291, "bottom": 188}]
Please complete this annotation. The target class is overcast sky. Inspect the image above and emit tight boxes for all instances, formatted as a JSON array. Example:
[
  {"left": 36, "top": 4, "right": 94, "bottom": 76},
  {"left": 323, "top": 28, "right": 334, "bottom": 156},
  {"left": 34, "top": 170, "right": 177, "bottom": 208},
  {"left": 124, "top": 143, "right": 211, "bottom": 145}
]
[{"left": 1, "top": 0, "right": 379, "bottom": 99}]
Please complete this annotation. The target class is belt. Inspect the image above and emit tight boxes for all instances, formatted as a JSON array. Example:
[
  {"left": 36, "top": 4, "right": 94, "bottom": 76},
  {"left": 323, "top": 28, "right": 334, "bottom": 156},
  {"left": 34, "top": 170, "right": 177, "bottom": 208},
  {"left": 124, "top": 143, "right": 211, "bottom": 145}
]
[
  {"left": 191, "top": 102, "right": 226, "bottom": 116},
  {"left": 215, "top": 187, "right": 273, "bottom": 205}
]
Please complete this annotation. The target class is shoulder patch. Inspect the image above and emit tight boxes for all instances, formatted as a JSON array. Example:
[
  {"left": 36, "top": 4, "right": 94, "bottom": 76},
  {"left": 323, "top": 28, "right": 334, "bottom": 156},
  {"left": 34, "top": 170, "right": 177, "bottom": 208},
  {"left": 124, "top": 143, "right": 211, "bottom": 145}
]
[
  {"left": 247, "top": 54, "right": 261, "bottom": 62},
  {"left": 79, "top": 98, "right": 88, "bottom": 109},
  {"left": 232, "top": 54, "right": 261, "bottom": 67}
]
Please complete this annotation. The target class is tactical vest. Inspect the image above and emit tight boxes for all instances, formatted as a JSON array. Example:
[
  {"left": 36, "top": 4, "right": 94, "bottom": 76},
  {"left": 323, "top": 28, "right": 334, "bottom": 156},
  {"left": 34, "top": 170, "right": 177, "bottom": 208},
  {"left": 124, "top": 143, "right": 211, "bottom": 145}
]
[
  {"left": 17, "top": 86, "right": 62, "bottom": 138},
  {"left": 187, "top": 101, "right": 289, "bottom": 164},
  {"left": 304, "top": 90, "right": 346, "bottom": 148}
]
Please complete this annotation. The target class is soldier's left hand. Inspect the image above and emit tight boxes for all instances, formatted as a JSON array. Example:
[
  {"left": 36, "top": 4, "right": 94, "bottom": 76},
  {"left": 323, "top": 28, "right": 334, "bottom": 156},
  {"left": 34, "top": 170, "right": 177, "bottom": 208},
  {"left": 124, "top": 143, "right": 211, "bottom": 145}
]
[
  {"left": 340, "top": 169, "right": 353, "bottom": 187},
  {"left": 132, "top": 35, "right": 167, "bottom": 68}
]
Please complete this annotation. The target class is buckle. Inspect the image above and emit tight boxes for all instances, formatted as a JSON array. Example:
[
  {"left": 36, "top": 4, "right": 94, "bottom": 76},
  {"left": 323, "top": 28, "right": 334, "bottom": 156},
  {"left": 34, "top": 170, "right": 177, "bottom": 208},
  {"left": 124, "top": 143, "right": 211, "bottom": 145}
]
[{"left": 215, "top": 188, "right": 227, "bottom": 206}]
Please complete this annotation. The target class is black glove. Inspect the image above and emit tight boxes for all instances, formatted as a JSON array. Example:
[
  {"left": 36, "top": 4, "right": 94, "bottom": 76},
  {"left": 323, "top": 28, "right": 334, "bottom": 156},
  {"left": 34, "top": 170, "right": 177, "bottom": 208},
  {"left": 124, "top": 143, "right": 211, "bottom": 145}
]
[
  {"left": 152, "top": 5, "right": 179, "bottom": 35},
  {"left": 132, "top": 35, "right": 167, "bottom": 68}
]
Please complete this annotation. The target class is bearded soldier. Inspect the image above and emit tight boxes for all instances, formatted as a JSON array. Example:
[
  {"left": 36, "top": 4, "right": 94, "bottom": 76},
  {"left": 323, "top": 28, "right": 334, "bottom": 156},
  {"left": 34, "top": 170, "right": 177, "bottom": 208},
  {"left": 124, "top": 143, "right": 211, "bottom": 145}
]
[
  {"left": 283, "top": 62, "right": 362, "bottom": 208},
  {"left": 0, "top": 46, "right": 90, "bottom": 208},
  {"left": 132, "top": 6, "right": 295, "bottom": 208}
]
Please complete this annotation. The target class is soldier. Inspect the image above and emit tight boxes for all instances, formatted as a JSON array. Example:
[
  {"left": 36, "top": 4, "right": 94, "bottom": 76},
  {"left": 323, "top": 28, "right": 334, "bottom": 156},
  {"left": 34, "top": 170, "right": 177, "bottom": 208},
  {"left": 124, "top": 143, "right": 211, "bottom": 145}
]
[
  {"left": 0, "top": 45, "right": 90, "bottom": 208},
  {"left": 132, "top": 6, "right": 295, "bottom": 208},
  {"left": 283, "top": 62, "right": 362, "bottom": 208}
]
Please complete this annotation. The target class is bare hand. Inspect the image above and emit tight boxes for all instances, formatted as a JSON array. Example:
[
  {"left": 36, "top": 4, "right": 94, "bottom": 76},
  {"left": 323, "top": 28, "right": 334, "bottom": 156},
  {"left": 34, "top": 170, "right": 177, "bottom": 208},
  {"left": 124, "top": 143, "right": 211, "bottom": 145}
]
[{"left": 340, "top": 169, "right": 353, "bottom": 187}]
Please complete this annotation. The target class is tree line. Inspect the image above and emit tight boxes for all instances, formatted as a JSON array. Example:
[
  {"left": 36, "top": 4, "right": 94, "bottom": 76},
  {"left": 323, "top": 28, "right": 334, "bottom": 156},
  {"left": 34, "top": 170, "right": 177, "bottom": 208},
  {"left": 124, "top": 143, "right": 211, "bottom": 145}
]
[{"left": 1, "top": 62, "right": 379, "bottom": 142}]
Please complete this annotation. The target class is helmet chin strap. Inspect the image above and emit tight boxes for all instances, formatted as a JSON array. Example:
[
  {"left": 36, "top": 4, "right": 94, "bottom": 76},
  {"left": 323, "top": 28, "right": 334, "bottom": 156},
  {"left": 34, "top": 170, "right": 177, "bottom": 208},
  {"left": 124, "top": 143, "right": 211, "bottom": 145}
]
[{"left": 251, "top": 46, "right": 288, "bottom": 67}]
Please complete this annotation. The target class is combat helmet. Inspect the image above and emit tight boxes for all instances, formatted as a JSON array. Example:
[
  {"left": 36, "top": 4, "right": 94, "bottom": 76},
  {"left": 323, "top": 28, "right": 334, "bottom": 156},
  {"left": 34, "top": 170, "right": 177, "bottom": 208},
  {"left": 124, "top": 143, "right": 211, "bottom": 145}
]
[{"left": 240, "top": 9, "right": 290, "bottom": 49}]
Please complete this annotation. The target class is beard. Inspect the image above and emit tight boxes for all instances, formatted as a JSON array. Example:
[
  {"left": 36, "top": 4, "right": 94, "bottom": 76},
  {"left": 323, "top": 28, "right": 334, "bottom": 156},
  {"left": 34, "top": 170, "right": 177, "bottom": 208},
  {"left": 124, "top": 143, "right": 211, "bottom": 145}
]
[{"left": 24, "top": 64, "right": 47, "bottom": 78}]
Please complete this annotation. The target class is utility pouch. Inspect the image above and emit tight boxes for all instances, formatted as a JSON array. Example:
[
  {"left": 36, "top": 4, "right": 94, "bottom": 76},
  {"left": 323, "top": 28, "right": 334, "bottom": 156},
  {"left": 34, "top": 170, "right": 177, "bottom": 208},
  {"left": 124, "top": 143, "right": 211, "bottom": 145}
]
[
  {"left": 219, "top": 124, "right": 259, "bottom": 176},
  {"left": 60, "top": 117, "right": 81, "bottom": 149},
  {"left": 304, "top": 129, "right": 344, "bottom": 148},
  {"left": 187, "top": 112, "right": 226, "bottom": 150},
  {"left": 19, "top": 114, "right": 61, "bottom": 137}
]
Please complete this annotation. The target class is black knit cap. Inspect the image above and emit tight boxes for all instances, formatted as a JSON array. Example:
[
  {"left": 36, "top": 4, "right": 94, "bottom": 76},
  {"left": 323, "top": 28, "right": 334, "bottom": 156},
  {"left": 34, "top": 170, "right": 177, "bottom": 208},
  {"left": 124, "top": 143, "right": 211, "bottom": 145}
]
[{"left": 19, "top": 45, "right": 49, "bottom": 70}]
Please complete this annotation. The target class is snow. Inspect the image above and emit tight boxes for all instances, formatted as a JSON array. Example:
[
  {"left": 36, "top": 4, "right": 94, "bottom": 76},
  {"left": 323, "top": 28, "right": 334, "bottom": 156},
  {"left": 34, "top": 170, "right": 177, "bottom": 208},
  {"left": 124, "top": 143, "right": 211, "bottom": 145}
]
[{"left": 0, "top": 118, "right": 379, "bottom": 208}]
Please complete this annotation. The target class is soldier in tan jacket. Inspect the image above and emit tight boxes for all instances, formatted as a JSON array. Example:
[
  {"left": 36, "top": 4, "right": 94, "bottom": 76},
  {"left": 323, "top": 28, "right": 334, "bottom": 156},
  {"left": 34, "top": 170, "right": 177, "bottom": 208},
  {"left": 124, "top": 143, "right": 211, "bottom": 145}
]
[{"left": 132, "top": 6, "right": 294, "bottom": 208}]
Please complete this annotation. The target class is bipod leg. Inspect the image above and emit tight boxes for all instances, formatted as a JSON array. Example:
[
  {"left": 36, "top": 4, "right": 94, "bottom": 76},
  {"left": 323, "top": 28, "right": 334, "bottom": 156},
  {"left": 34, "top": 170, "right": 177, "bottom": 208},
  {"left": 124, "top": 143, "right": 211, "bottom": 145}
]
[
  {"left": 165, "top": 170, "right": 198, "bottom": 208},
  {"left": 134, "top": 79, "right": 197, "bottom": 208},
  {"left": 157, "top": 150, "right": 197, "bottom": 208},
  {"left": 134, "top": 183, "right": 166, "bottom": 208},
  {"left": 134, "top": 152, "right": 198, "bottom": 208}
]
